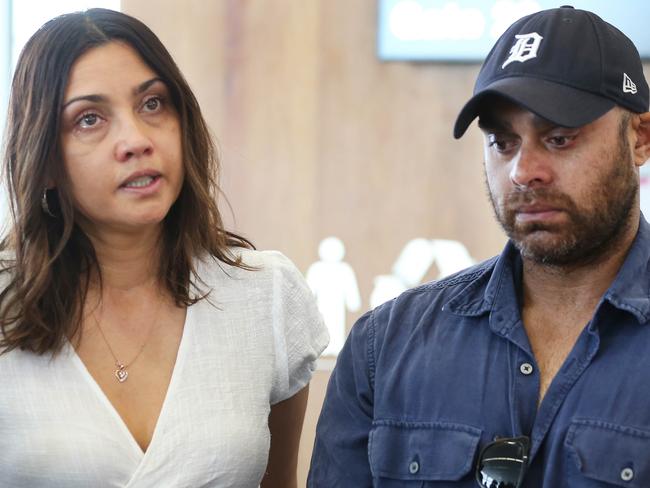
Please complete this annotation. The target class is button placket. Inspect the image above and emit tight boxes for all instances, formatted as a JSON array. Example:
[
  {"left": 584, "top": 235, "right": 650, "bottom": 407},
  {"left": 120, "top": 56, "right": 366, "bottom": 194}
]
[{"left": 509, "top": 340, "right": 540, "bottom": 440}]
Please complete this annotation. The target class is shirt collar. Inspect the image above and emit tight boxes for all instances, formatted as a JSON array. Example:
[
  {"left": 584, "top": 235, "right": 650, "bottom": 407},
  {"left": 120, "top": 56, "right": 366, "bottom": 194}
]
[
  {"left": 602, "top": 216, "right": 650, "bottom": 324},
  {"left": 444, "top": 242, "right": 517, "bottom": 317},
  {"left": 445, "top": 216, "right": 650, "bottom": 325}
]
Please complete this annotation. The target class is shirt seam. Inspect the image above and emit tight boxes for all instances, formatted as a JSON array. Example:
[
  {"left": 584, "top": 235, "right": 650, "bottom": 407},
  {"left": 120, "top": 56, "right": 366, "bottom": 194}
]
[
  {"left": 404, "top": 266, "right": 492, "bottom": 297},
  {"left": 368, "top": 308, "right": 377, "bottom": 390}
]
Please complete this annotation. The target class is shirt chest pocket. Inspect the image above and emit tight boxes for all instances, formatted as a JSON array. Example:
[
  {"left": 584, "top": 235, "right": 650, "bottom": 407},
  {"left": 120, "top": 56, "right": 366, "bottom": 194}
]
[
  {"left": 565, "top": 419, "right": 650, "bottom": 487},
  {"left": 368, "top": 421, "right": 482, "bottom": 486}
]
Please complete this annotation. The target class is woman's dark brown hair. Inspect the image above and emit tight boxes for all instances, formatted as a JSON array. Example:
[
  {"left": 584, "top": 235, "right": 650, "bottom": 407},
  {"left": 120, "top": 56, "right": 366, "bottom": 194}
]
[{"left": 0, "top": 8, "right": 253, "bottom": 354}]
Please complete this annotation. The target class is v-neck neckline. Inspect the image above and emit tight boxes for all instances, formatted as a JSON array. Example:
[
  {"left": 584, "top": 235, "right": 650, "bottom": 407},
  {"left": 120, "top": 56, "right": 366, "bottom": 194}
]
[{"left": 66, "top": 304, "right": 193, "bottom": 464}]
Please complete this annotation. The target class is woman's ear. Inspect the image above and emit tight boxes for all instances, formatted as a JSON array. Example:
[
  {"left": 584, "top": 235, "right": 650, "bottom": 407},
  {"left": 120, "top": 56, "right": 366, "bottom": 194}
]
[{"left": 633, "top": 112, "right": 650, "bottom": 167}]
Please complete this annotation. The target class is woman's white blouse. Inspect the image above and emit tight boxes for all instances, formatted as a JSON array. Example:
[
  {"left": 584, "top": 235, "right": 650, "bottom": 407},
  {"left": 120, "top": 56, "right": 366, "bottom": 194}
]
[{"left": 0, "top": 250, "right": 329, "bottom": 487}]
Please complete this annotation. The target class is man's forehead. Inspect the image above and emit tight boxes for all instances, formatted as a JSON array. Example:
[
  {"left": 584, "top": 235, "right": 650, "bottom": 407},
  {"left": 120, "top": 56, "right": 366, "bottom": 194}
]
[{"left": 478, "top": 97, "right": 566, "bottom": 131}]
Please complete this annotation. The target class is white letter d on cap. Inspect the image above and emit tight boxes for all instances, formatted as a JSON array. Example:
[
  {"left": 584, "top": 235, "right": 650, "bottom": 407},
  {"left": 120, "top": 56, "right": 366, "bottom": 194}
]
[{"left": 502, "top": 32, "right": 544, "bottom": 69}]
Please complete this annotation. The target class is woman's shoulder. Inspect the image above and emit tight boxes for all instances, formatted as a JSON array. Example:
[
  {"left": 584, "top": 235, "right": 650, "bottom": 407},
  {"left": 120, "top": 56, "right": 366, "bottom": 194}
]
[
  {"left": 195, "top": 247, "right": 304, "bottom": 287},
  {"left": 237, "top": 247, "right": 302, "bottom": 276}
]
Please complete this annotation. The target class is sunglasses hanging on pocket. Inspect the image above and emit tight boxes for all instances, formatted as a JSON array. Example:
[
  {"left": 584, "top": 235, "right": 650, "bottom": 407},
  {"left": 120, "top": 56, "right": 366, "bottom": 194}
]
[{"left": 475, "top": 436, "right": 530, "bottom": 488}]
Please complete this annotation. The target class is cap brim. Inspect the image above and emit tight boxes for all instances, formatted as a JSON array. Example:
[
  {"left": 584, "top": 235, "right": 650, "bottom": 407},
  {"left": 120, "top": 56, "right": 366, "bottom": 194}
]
[{"left": 453, "top": 77, "right": 616, "bottom": 138}]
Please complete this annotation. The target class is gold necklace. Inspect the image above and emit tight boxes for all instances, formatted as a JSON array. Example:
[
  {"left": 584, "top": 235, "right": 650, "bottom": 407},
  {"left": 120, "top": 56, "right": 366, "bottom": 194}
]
[{"left": 92, "top": 296, "right": 163, "bottom": 383}]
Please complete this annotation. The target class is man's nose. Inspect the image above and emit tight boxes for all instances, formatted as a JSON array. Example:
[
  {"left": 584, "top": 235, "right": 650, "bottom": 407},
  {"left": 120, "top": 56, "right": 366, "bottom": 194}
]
[{"left": 509, "top": 145, "right": 553, "bottom": 188}]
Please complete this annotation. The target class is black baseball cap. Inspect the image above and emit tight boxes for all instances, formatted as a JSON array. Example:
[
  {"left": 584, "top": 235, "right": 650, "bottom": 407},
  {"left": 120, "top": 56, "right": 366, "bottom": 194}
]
[{"left": 453, "top": 6, "right": 649, "bottom": 139}]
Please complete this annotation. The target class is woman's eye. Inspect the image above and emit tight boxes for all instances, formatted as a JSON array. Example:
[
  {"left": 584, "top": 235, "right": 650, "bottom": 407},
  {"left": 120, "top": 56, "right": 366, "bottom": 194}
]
[
  {"left": 78, "top": 113, "right": 99, "bottom": 129},
  {"left": 143, "top": 96, "right": 162, "bottom": 112}
]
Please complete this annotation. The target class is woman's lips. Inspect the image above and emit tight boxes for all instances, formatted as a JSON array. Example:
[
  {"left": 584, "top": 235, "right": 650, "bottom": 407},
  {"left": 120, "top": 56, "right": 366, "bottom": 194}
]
[{"left": 118, "top": 174, "right": 162, "bottom": 195}]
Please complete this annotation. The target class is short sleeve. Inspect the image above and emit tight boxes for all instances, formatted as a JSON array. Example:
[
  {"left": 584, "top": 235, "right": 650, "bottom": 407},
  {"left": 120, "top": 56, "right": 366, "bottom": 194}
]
[{"left": 267, "top": 252, "right": 329, "bottom": 405}]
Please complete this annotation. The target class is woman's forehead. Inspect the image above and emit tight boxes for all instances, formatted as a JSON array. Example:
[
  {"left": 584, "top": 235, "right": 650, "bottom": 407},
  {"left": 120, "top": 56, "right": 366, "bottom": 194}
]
[{"left": 64, "top": 41, "right": 157, "bottom": 100}]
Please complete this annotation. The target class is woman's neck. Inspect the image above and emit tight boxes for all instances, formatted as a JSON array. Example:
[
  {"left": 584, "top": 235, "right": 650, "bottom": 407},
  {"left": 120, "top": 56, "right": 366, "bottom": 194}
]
[{"left": 85, "top": 224, "right": 163, "bottom": 292}]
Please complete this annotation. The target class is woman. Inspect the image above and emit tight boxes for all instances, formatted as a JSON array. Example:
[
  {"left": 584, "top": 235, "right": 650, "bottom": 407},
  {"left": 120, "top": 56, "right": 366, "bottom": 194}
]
[{"left": 0, "top": 8, "right": 328, "bottom": 487}]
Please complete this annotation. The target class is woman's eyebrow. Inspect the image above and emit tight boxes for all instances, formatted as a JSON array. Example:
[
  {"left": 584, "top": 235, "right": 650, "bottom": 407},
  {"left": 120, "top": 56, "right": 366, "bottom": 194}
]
[
  {"left": 62, "top": 94, "right": 106, "bottom": 110},
  {"left": 62, "top": 77, "right": 165, "bottom": 110},
  {"left": 133, "top": 77, "right": 165, "bottom": 95}
]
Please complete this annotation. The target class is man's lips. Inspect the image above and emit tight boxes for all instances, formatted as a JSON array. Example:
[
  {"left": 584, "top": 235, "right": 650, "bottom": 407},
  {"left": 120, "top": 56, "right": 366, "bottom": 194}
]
[{"left": 514, "top": 204, "right": 563, "bottom": 222}]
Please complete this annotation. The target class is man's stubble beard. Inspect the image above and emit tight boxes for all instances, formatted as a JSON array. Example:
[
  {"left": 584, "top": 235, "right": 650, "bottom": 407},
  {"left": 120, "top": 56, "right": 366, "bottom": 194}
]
[{"left": 486, "top": 122, "right": 638, "bottom": 267}]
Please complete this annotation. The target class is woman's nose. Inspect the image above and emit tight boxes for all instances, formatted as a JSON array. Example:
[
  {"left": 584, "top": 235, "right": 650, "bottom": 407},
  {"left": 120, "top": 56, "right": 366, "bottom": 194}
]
[{"left": 113, "top": 116, "right": 154, "bottom": 162}]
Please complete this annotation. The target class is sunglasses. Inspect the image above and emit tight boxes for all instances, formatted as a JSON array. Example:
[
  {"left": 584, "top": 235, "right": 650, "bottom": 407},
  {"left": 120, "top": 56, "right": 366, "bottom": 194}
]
[{"left": 475, "top": 436, "right": 530, "bottom": 488}]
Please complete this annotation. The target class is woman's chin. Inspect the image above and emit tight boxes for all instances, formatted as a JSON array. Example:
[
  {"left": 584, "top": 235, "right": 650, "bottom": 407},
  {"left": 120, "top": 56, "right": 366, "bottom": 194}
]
[{"left": 81, "top": 215, "right": 167, "bottom": 237}]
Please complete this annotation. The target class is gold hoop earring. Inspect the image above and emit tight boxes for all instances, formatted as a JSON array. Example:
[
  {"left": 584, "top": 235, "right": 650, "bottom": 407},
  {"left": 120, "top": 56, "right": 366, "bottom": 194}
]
[{"left": 41, "top": 188, "right": 56, "bottom": 217}]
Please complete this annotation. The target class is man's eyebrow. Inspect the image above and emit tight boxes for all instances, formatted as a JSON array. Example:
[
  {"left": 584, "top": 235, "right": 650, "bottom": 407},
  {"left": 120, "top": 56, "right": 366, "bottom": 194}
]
[
  {"left": 478, "top": 117, "right": 510, "bottom": 132},
  {"left": 531, "top": 116, "right": 563, "bottom": 131},
  {"left": 478, "top": 113, "right": 563, "bottom": 132},
  {"left": 62, "top": 77, "right": 165, "bottom": 110}
]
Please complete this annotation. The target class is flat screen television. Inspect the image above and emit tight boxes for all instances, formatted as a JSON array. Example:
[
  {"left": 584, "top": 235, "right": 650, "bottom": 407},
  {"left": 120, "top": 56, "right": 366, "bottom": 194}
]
[{"left": 378, "top": 0, "right": 650, "bottom": 62}]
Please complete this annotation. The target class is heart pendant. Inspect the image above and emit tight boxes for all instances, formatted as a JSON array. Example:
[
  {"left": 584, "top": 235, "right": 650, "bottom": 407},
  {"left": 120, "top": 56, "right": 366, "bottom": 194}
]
[{"left": 115, "top": 365, "right": 128, "bottom": 383}]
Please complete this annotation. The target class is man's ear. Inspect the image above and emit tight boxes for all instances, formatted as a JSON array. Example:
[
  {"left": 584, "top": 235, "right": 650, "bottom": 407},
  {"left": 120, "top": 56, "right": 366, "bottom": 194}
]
[{"left": 633, "top": 112, "right": 650, "bottom": 167}]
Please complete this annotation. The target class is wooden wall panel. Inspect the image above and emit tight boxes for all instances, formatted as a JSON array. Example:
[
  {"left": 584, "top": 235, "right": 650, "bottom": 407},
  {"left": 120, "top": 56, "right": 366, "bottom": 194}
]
[{"left": 122, "top": 0, "right": 511, "bottom": 484}]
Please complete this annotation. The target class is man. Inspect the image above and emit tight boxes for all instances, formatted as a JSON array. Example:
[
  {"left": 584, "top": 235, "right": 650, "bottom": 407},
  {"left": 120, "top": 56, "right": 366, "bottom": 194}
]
[{"left": 308, "top": 6, "right": 650, "bottom": 487}]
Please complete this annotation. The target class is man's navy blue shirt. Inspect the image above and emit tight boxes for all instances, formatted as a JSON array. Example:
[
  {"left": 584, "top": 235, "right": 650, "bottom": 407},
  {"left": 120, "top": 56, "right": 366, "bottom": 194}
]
[{"left": 309, "top": 218, "right": 650, "bottom": 487}]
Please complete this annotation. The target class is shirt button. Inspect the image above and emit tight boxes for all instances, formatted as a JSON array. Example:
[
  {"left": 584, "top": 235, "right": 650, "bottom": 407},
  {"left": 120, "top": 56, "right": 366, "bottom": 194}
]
[
  {"left": 409, "top": 461, "right": 419, "bottom": 474},
  {"left": 621, "top": 467, "right": 634, "bottom": 481},
  {"left": 520, "top": 363, "right": 534, "bottom": 375}
]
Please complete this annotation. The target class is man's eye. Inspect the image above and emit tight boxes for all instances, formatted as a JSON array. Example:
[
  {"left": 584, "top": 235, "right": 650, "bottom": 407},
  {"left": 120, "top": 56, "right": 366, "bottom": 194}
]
[
  {"left": 549, "top": 136, "right": 570, "bottom": 146},
  {"left": 490, "top": 140, "right": 506, "bottom": 150},
  {"left": 487, "top": 135, "right": 514, "bottom": 152}
]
